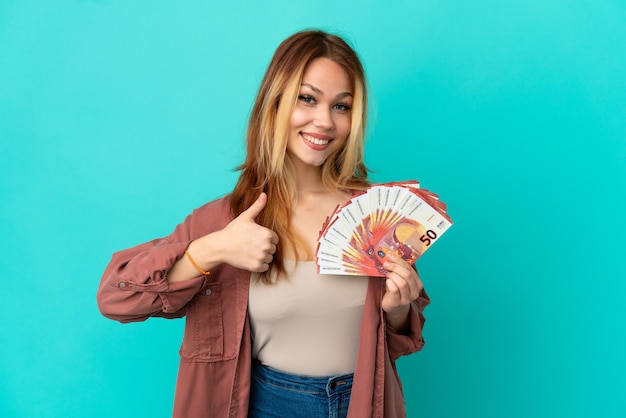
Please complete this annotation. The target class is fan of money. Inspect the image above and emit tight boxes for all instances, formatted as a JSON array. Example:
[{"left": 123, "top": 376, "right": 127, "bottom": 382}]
[{"left": 315, "top": 181, "right": 452, "bottom": 277}]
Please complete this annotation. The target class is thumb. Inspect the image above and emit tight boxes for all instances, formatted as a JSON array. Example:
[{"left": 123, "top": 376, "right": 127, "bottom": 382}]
[{"left": 240, "top": 192, "right": 267, "bottom": 221}]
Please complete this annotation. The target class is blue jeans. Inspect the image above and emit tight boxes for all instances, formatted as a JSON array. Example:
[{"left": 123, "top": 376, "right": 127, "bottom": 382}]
[{"left": 248, "top": 361, "right": 354, "bottom": 418}]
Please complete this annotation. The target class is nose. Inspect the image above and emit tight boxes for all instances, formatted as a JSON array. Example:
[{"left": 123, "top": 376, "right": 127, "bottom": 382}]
[{"left": 313, "top": 107, "right": 334, "bottom": 130}]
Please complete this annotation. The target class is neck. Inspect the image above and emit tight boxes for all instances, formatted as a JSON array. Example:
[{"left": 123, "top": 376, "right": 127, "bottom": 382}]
[{"left": 291, "top": 159, "right": 325, "bottom": 195}]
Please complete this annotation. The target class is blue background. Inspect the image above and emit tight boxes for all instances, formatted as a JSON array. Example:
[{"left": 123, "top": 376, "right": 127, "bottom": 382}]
[{"left": 1, "top": 0, "right": 625, "bottom": 417}]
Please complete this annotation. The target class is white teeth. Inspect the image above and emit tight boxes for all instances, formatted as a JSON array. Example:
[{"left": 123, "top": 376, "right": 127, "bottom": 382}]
[{"left": 302, "top": 133, "right": 330, "bottom": 145}]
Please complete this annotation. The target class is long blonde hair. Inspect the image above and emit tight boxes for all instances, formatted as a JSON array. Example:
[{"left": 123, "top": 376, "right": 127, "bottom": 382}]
[{"left": 230, "top": 30, "right": 370, "bottom": 282}]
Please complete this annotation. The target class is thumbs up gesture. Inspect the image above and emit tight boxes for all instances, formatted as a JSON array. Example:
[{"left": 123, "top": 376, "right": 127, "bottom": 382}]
[{"left": 216, "top": 193, "right": 279, "bottom": 272}]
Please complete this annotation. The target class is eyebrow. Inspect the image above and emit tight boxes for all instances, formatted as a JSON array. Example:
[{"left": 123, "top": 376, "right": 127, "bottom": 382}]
[{"left": 301, "top": 83, "right": 353, "bottom": 100}]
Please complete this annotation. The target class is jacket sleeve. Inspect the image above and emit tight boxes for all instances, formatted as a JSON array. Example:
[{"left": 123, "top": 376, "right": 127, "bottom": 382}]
[
  {"left": 96, "top": 209, "right": 210, "bottom": 324},
  {"left": 385, "top": 290, "right": 430, "bottom": 362}
]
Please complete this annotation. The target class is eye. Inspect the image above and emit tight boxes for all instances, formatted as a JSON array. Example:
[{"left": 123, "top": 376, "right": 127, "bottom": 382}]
[
  {"left": 333, "top": 103, "right": 352, "bottom": 112},
  {"left": 298, "top": 94, "right": 316, "bottom": 104}
]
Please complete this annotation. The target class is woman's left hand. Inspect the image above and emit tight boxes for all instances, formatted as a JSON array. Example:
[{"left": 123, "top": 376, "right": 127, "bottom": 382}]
[{"left": 381, "top": 254, "right": 423, "bottom": 331}]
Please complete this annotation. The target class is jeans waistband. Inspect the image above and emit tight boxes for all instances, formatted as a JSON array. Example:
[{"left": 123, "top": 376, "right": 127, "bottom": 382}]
[{"left": 252, "top": 360, "right": 354, "bottom": 396}]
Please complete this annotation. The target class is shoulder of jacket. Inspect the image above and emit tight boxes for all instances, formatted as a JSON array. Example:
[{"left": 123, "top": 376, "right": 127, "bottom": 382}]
[{"left": 192, "top": 194, "right": 233, "bottom": 217}]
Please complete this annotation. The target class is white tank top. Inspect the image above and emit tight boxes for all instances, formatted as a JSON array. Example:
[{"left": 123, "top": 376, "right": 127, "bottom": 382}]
[{"left": 248, "top": 260, "right": 369, "bottom": 376}]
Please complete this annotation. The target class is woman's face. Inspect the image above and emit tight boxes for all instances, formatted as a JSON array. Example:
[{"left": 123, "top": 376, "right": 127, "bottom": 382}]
[{"left": 287, "top": 57, "right": 353, "bottom": 168}]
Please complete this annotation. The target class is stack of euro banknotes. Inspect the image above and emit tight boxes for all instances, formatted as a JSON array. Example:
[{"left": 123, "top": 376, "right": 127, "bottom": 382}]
[{"left": 316, "top": 181, "right": 452, "bottom": 277}]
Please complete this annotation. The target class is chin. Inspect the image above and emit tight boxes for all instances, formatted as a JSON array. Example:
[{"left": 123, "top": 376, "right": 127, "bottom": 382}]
[{"left": 303, "top": 158, "right": 328, "bottom": 167}]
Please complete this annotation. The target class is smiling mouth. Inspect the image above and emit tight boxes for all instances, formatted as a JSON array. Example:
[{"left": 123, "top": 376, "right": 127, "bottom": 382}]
[{"left": 301, "top": 133, "right": 332, "bottom": 146}]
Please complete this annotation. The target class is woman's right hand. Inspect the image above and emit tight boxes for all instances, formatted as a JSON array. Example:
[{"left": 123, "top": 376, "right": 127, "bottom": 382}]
[
  {"left": 168, "top": 193, "right": 278, "bottom": 283},
  {"left": 211, "top": 192, "right": 278, "bottom": 272}
]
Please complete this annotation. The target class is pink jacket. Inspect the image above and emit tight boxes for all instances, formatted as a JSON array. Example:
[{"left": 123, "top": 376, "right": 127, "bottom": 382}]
[{"left": 97, "top": 196, "right": 429, "bottom": 417}]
